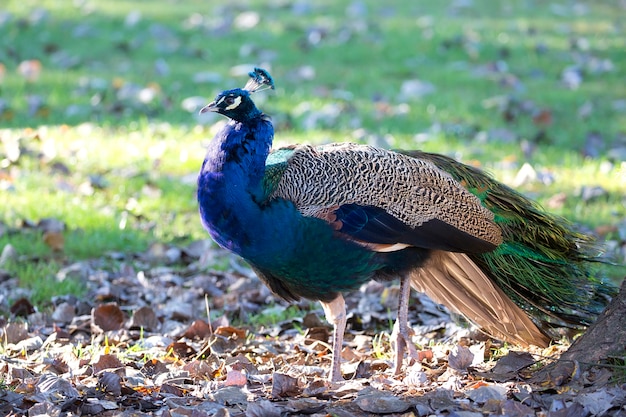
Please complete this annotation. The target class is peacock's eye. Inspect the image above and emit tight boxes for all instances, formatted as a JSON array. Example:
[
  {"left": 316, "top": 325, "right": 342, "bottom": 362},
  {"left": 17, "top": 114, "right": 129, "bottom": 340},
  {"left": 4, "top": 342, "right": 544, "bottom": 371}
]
[{"left": 224, "top": 96, "right": 235, "bottom": 105}]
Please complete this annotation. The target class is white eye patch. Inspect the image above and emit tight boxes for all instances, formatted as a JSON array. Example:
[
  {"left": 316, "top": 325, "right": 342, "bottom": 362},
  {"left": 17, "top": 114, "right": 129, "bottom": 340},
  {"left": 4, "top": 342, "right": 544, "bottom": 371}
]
[
  {"left": 225, "top": 96, "right": 242, "bottom": 110},
  {"left": 215, "top": 95, "right": 242, "bottom": 111},
  {"left": 226, "top": 96, "right": 241, "bottom": 110}
]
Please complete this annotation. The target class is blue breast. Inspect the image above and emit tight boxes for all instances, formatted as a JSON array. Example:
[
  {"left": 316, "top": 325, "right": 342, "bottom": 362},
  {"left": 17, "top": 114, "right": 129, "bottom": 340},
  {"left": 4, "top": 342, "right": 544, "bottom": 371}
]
[{"left": 197, "top": 118, "right": 395, "bottom": 302}]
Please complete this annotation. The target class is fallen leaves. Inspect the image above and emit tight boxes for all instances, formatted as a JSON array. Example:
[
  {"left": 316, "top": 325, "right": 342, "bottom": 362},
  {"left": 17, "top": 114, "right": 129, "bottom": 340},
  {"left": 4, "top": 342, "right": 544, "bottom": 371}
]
[
  {"left": 270, "top": 372, "right": 299, "bottom": 398},
  {"left": 129, "top": 305, "right": 160, "bottom": 331},
  {"left": 0, "top": 127, "right": 623, "bottom": 415},
  {"left": 355, "top": 387, "right": 411, "bottom": 413},
  {"left": 42, "top": 230, "right": 64, "bottom": 252},
  {"left": 3, "top": 248, "right": 622, "bottom": 416},
  {"left": 9, "top": 298, "right": 35, "bottom": 318},
  {"left": 92, "top": 354, "right": 125, "bottom": 374}
]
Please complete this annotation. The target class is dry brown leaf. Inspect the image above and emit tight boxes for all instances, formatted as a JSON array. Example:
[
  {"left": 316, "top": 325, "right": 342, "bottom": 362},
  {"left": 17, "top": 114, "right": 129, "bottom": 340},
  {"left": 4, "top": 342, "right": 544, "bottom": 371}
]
[
  {"left": 10, "top": 298, "right": 35, "bottom": 317},
  {"left": 303, "top": 326, "right": 329, "bottom": 343},
  {"left": 183, "top": 359, "right": 213, "bottom": 379},
  {"left": 491, "top": 351, "right": 536, "bottom": 374},
  {"left": 3, "top": 321, "right": 29, "bottom": 344},
  {"left": 355, "top": 387, "right": 411, "bottom": 413},
  {"left": 448, "top": 345, "right": 474, "bottom": 372},
  {"left": 271, "top": 372, "right": 300, "bottom": 398},
  {"left": 284, "top": 398, "right": 326, "bottom": 415},
  {"left": 215, "top": 325, "right": 246, "bottom": 339},
  {"left": 467, "top": 384, "right": 507, "bottom": 403},
  {"left": 501, "top": 399, "right": 537, "bottom": 417},
  {"left": 301, "top": 379, "right": 328, "bottom": 397},
  {"left": 92, "top": 303, "right": 125, "bottom": 332},
  {"left": 224, "top": 368, "right": 247, "bottom": 387},
  {"left": 245, "top": 400, "right": 282, "bottom": 417},
  {"left": 532, "top": 108, "right": 553, "bottom": 126},
  {"left": 141, "top": 359, "right": 169, "bottom": 377},
  {"left": 166, "top": 341, "right": 196, "bottom": 359},
  {"left": 35, "top": 373, "right": 79, "bottom": 398},
  {"left": 98, "top": 371, "right": 122, "bottom": 396},
  {"left": 92, "top": 354, "right": 124, "bottom": 374},
  {"left": 129, "top": 305, "right": 160, "bottom": 331},
  {"left": 159, "top": 383, "right": 185, "bottom": 396},
  {"left": 51, "top": 302, "right": 76, "bottom": 323},
  {"left": 182, "top": 319, "right": 213, "bottom": 339}
]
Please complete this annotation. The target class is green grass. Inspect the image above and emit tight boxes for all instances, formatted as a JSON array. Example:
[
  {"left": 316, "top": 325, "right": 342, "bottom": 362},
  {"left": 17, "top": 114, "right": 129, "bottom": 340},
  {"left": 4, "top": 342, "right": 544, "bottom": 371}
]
[
  {"left": 0, "top": 0, "right": 625, "bottom": 303},
  {"left": 3, "top": 260, "right": 85, "bottom": 307},
  {"left": 245, "top": 304, "right": 305, "bottom": 328}
]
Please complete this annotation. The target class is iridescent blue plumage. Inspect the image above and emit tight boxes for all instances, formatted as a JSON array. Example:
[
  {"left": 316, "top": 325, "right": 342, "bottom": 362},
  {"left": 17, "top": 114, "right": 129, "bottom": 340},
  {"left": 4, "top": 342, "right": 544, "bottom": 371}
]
[
  {"left": 197, "top": 69, "right": 615, "bottom": 382},
  {"left": 197, "top": 73, "right": 393, "bottom": 302}
]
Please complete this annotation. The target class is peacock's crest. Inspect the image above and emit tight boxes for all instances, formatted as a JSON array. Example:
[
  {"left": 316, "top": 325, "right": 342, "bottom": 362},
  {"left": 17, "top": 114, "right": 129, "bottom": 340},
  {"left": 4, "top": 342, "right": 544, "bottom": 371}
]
[{"left": 244, "top": 67, "right": 275, "bottom": 94}]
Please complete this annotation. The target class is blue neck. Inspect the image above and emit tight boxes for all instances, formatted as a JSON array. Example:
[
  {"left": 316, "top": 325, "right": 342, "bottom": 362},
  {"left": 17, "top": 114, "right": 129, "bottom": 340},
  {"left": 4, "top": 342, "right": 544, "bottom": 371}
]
[
  {"left": 197, "top": 117, "right": 274, "bottom": 253},
  {"left": 203, "top": 118, "right": 272, "bottom": 182}
]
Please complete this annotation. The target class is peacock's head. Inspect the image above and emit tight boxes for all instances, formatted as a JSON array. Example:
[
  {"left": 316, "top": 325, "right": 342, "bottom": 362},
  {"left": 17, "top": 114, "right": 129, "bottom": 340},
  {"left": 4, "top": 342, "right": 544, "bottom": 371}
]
[
  {"left": 200, "top": 88, "right": 259, "bottom": 122},
  {"left": 200, "top": 68, "right": 274, "bottom": 123}
]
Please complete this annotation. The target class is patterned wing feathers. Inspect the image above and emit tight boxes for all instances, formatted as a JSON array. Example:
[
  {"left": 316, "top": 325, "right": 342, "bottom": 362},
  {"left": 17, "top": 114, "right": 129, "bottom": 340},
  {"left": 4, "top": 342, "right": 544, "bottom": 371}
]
[{"left": 269, "top": 143, "right": 502, "bottom": 249}]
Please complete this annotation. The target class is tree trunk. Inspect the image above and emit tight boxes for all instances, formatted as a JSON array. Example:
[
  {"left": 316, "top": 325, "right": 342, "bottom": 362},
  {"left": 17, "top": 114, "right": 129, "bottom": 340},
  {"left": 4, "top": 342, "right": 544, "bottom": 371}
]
[{"left": 534, "top": 277, "right": 626, "bottom": 385}]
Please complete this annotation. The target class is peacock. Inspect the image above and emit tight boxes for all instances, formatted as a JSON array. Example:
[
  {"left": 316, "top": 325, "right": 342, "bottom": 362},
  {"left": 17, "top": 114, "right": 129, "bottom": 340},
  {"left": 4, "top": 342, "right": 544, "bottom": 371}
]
[{"left": 197, "top": 68, "right": 615, "bottom": 382}]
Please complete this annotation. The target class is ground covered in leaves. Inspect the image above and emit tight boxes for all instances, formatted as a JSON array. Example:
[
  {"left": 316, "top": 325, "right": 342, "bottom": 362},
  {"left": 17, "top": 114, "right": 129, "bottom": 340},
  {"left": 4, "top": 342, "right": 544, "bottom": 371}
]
[{"left": 1, "top": 239, "right": 625, "bottom": 417}]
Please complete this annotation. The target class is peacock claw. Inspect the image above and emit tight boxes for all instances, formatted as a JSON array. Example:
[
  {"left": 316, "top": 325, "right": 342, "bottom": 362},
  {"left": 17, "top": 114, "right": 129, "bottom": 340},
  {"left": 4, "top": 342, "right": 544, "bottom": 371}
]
[
  {"left": 391, "top": 320, "right": 420, "bottom": 375},
  {"left": 328, "top": 366, "right": 343, "bottom": 383}
]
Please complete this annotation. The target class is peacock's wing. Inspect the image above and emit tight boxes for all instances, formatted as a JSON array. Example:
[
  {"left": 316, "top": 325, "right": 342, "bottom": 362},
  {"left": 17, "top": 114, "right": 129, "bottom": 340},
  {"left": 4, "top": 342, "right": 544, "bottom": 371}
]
[
  {"left": 265, "top": 143, "right": 502, "bottom": 254},
  {"left": 264, "top": 143, "right": 550, "bottom": 347}
]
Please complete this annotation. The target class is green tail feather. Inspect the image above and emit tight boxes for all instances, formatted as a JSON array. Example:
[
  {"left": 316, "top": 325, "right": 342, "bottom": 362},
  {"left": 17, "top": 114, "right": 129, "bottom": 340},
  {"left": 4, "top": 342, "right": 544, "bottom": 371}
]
[{"left": 401, "top": 150, "right": 617, "bottom": 333}]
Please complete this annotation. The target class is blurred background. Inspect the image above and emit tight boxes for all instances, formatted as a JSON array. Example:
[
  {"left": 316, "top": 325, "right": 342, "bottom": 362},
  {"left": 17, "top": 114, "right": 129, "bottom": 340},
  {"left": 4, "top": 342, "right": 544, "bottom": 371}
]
[{"left": 0, "top": 0, "right": 624, "bottom": 303}]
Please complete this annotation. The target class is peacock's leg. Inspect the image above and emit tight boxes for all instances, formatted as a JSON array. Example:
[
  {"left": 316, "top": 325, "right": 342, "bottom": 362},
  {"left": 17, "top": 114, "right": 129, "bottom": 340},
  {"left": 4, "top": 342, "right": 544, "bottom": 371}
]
[
  {"left": 320, "top": 295, "right": 347, "bottom": 382},
  {"left": 392, "top": 275, "right": 419, "bottom": 375}
]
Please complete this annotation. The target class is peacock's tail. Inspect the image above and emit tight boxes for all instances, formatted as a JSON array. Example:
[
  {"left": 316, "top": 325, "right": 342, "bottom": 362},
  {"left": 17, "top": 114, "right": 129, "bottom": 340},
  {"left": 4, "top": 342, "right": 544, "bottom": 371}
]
[
  {"left": 410, "top": 250, "right": 551, "bottom": 347},
  {"left": 401, "top": 150, "right": 616, "bottom": 338}
]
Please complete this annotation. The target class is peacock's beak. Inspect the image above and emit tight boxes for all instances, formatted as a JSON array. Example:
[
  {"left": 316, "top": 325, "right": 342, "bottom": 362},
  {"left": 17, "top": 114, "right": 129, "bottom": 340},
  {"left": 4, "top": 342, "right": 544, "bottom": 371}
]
[{"left": 199, "top": 101, "right": 218, "bottom": 114}]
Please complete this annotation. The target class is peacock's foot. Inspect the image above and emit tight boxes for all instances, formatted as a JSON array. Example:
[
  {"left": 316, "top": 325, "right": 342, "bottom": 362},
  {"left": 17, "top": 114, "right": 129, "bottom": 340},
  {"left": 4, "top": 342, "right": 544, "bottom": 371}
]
[{"left": 391, "top": 321, "right": 422, "bottom": 375}]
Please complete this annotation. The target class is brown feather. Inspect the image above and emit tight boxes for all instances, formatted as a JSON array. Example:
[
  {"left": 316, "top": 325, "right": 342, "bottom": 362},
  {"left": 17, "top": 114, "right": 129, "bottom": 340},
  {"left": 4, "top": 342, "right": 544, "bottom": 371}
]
[{"left": 411, "top": 251, "right": 550, "bottom": 347}]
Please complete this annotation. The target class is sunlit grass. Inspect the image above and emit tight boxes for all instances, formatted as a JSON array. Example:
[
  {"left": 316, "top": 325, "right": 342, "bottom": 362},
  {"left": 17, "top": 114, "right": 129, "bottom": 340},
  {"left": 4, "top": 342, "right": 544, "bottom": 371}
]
[
  {"left": 245, "top": 304, "right": 305, "bottom": 328},
  {"left": 2, "top": 260, "right": 85, "bottom": 308},
  {"left": 0, "top": 0, "right": 624, "bottom": 302}
]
